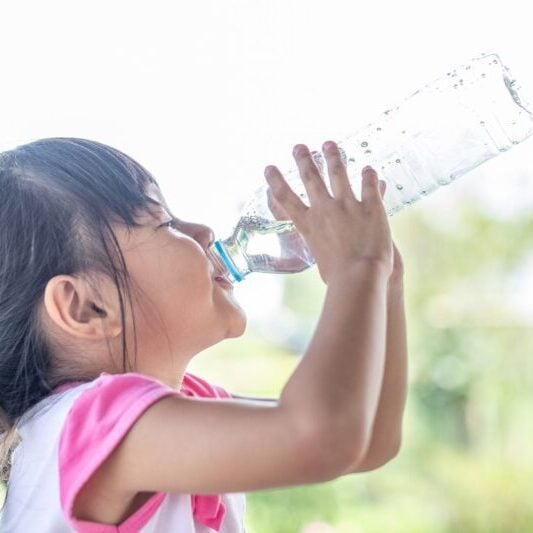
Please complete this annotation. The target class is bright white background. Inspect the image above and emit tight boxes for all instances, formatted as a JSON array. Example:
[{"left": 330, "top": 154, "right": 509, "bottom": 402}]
[{"left": 1, "top": 0, "right": 533, "bottom": 325}]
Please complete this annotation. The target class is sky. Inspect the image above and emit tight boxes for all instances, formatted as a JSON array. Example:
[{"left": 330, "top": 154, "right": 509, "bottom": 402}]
[{"left": 1, "top": 0, "right": 533, "bottom": 325}]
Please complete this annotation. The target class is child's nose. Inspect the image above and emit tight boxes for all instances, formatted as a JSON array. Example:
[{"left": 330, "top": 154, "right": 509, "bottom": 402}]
[{"left": 185, "top": 222, "right": 215, "bottom": 251}]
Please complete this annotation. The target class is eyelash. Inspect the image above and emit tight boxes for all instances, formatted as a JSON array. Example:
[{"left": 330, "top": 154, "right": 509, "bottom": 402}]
[{"left": 164, "top": 219, "right": 179, "bottom": 230}]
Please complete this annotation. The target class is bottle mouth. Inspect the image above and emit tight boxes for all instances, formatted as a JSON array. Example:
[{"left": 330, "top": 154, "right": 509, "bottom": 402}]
[
  {"left": 503, "top": 72, "right": 532, "bottom": 117},
  {"left": 206, "top": 241, "right": 242, "bottom": 284},
  {"left": 480, "top": 53, "right": 533, "bottom": 144}
]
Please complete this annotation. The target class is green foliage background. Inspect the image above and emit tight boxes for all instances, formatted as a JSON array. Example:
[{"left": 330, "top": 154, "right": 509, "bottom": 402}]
[{"left": 189, "top": 198, "right": 533, "bottom": 533}]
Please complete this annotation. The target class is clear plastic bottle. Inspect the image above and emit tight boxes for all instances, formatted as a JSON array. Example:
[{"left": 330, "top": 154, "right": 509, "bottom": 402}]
[{"left": 207, "top": 53, "right": 533, "bottom": 284}]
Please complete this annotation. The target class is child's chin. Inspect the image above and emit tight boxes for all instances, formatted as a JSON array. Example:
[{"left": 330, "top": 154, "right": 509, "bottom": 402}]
[{"left": 226, "top": 312, "right": 247, "bottom": 338}]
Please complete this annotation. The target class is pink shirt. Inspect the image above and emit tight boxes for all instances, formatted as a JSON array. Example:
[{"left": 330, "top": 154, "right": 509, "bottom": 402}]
[{"left": 0, "top": 372, "right": 246, "bottom": 532}]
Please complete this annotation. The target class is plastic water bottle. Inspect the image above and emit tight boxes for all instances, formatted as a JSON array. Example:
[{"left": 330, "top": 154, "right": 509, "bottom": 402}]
[{"left": 207, "top": 53, "right": 533, "bottom": 284}]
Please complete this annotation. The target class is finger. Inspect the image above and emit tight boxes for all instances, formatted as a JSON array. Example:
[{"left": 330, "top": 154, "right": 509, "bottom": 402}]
[
  {"left": 360, "top": 166, "right": 382, "bottom": 203},
  {"left": 264, "top": 165, "right": 308, "bottom": 225},
  {"left": 322, "top": 141, "right": 356, "bottom": 200},
  {"left": 293, "top": 144, "right": 331, "bottom": 203},
  {"left": 267, "top": 186, "right": 290, "bottom": 221}
]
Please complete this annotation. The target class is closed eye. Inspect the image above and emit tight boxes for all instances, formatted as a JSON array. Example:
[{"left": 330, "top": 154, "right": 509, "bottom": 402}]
[
  {"left": 160, "top": 218, "right": 204, "bottom": 248},
  {"left": 161, "top": 219, "right": 180, "bottom": 231},
  {"left": 161, "top": 219, "right": 195, "bottom": 241}
]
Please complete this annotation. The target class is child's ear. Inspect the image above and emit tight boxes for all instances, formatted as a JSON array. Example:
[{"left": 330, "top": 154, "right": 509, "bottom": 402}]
[{"left": 43, "top": 274, "right": 122, "bottom": 340}]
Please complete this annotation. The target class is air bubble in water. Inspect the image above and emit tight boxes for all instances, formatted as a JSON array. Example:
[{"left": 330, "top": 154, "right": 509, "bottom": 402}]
[
  {"left": 481, "top": 73, "right": 486, "bottom": 78},
  {"left": 396, "top": 184, "right": 404, "bottom": 190},
  {"left": 401, "top": 130, "right": 406, "bottom": 134},
  {"left": 395, "top": 159, "right": 401, "bottom": 163},
  {"left": 365, "top": 149, "right": 372, "bottom": 154},
  {"left": 349, "top": 157, "right": 355, "bottom": 163},
  {"left": 480, "top": 121, "right": 485, "bottom": 125},
  {"left": 361, "top": 141, "right": 368, "bottom": 147},
  {"left": 376, "top": 127, "right": 382, "bottom": 131}
]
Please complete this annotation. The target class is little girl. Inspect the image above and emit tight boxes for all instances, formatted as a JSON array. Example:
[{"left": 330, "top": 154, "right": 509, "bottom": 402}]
[{"left": 0, "top": 137, "right": 407, "bottom": 532}]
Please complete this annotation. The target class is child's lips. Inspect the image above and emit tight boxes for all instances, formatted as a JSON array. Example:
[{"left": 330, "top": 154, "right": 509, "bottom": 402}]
[{"left": 214, "top": 275, "right": 233, "bottom": 289}]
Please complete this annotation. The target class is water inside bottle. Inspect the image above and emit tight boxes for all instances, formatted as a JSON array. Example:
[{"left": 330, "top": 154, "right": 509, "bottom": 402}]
[
  {"left": 231, "top": 215, "right": 295, "bottom": 262},
  {"left": 221, "top": 215, "right": 312, "bottom": 276},
  {"left": 235, "top": 215, "right": 295, "bottom": 240}
]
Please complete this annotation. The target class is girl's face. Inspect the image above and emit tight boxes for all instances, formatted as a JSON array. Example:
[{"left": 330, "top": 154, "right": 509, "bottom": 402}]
[{"left": 113, "top": 183, "right": 246, "bottom": 385}]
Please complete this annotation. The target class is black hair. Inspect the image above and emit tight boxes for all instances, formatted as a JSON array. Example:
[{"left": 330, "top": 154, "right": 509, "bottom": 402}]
[{"left": 0, "top": 137, "right": 163, "bottom": 483}]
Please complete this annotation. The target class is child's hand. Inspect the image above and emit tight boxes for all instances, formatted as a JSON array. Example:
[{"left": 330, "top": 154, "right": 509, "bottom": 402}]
[{"left": 264, "top": 141, "right": 393, "bottom": 285}]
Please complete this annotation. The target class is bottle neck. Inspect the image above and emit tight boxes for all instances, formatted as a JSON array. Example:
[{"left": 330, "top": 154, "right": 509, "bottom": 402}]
[{"left": 207, "top": 240, "right": 249, "bottom": 283}]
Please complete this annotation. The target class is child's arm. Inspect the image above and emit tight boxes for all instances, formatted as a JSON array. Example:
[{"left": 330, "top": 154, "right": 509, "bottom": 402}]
[
  {"left": 106, "top": 265, "right": 389, "bottom": 489},
  {"left": 235, "top": 242, "right": 407, "bottom": 474},
  {"left": 72, "top": 265, "right": 390, "bottom": 525},
  {"left": 343, "top": 259, "right": 408, "bottom": 473}
]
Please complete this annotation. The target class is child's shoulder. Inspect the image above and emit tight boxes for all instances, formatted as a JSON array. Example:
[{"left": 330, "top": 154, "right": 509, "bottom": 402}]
[
  {"left": 18, "top": 370, "right": 231, "bottom": 435},
  {"left": 91, "top": 370, "right": 232, "bottom": 400},
  {"left": 52, "top": 370, "right": 230, "bottom": 398}
]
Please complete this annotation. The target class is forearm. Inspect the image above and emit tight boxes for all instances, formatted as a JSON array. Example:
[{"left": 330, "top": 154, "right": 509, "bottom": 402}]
[
  {"left": 357, "top": 281, "right": 408, "bottom": 470},
  {"left": 280, "top": 262, "right": 389, "bottom": 456}
]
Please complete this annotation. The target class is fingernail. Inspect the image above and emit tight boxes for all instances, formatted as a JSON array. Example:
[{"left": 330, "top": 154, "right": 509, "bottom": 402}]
[
  {"left": 264, "top": 165, "right": 274, "bottom": 176},
  {"left": 323, "top": 141, "right": 337, "bottom": 152},
  {"left": 363, "top": 165, "right": 374, "bottom": 172},
  {"left": 293, "top": 144, "right": 307, "bottom": 157}
]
